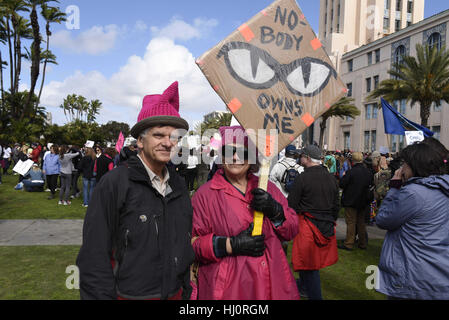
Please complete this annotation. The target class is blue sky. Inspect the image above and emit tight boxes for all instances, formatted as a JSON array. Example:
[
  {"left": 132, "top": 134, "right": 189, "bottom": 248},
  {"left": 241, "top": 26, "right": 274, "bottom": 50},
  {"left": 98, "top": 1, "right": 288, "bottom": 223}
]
[{"left": 4, "top": 0, "right": 449, "bottom": 129}]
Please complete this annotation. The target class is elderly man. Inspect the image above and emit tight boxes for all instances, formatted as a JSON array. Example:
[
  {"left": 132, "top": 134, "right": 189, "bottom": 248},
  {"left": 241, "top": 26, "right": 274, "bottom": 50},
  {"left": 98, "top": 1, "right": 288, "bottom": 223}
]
[{"left": 77, "top": 82, "right": 195, "bottom": 300}]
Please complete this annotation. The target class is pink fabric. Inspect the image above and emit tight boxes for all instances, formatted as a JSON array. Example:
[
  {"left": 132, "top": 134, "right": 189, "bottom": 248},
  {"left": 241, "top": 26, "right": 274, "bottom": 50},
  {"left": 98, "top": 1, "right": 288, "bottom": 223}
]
[
  {"left": 192, "top": 169, "right": 300, "bottom": 300},
  {"left": 115, "top": 132, "right": 125, "bottom": 153},
  {"left": 219, "top": 126, "right": 249, "bottom": 147},
  {"left": 138, "top": 82, "right": 181, "bottom": 122}
]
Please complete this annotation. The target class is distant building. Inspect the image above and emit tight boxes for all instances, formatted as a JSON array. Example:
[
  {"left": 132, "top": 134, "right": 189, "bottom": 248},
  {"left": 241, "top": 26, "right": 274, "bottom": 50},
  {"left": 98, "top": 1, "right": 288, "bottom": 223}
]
[
  {"left": 45, "top": 112, "right": 52, "bottom": 126},
  {"left": 203, "top": 111, "right": 230, "bottom": 123},
  {"left": 314, "top": 0, "right": 449, "bottom": 152}
]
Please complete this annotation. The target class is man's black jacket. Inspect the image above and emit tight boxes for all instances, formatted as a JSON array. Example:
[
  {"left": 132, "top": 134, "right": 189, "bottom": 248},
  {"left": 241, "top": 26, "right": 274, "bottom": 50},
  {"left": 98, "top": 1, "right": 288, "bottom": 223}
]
[
  {"left": 76, "top": 156, "right": 195, "bottom": 300},
  {"left": 287, "top": 165, "right": 340, "bottom": 237},
  {"left": 339, "top": 163, "right": 374, "bottom": 210}
]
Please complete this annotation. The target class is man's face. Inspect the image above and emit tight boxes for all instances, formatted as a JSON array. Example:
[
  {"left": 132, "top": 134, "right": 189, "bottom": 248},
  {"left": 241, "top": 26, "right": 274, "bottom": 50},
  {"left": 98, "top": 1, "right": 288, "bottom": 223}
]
[{"left": 137, "top": 126, "right": 178, "bottom": 165}]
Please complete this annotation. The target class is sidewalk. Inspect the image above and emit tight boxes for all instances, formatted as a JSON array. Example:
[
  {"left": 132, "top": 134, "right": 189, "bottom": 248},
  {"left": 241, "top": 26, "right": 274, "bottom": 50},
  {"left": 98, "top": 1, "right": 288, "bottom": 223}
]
[{"left": 0, "top": 218, "right": 386, "bottom": 247}]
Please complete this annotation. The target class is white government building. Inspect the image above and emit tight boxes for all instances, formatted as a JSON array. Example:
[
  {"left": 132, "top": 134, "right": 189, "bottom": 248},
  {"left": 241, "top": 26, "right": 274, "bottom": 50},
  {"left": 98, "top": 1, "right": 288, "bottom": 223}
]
[{"left": 310, "top": 0, "right": 449, "bottom": 153}]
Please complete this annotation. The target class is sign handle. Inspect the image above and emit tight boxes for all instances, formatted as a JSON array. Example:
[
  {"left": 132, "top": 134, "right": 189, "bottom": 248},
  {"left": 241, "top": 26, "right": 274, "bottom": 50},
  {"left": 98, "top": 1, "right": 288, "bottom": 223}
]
[{"left": 252, "top": 159, "right": 270, "bottom": 236}]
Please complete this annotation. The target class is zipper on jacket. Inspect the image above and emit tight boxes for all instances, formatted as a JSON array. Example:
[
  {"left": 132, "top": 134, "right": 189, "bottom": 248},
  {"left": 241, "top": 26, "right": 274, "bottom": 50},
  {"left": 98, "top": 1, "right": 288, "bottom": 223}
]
[
  {"left": 124, "top": 229, "right": 130, "bottom": 249},
  {"left": 153, "top": 215, "right": 159, "bottom": 237}
]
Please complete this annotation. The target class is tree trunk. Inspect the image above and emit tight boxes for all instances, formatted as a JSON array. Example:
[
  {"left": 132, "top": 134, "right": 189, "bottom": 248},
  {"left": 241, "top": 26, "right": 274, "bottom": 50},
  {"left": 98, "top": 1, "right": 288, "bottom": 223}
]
[
  {"left": 14, "top": 36, "right": 21, "bottom": 95},
  {"left": 0, "top": 51, "right": 4, "bottom": 112},
  {"left": 6, "top": 17, "right": 14, "bottom": 93},
  {"left": 319, "top": 117, "right": 327, "bottom": 150},
  {"left": 37, "top": 23, "right": 51, "bottom": 107},
  {"left": 419, "top": 102, "right": 431, "bottom": 129},
  {"left": 23, "top": 6, "right": 41, "bottom": 120}
]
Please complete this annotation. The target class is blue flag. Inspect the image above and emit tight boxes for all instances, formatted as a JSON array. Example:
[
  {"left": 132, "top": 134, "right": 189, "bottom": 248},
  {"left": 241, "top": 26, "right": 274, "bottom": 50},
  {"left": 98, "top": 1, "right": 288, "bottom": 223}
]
[{"left": 381, "top": 98, "right": 434, "bottom": 137}]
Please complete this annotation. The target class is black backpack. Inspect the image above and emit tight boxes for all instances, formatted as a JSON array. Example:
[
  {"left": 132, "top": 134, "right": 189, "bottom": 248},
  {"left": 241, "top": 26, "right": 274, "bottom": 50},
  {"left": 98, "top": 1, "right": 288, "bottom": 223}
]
[{"left": 280, "top": 161, "right": 301, "bottom": 193}]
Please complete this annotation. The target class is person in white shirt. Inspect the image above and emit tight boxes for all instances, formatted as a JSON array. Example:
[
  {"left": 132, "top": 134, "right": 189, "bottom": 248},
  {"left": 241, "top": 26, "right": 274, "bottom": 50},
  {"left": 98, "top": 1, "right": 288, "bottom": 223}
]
[
  {"left": 2, "top": 144, "right": 12, "bottom": 175},
  {"left": 269, "top": 145, "right": 304, "bottom": 198}
]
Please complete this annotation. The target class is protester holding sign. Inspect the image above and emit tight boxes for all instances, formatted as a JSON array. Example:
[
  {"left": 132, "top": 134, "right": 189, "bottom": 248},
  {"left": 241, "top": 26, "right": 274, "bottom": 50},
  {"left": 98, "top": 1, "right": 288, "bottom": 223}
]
[
  {"left": 376, "top": 143, "right": 449, "bottom": 299},
  {"left": 191, "top": 126, "right": 299, "bottom": 300}
]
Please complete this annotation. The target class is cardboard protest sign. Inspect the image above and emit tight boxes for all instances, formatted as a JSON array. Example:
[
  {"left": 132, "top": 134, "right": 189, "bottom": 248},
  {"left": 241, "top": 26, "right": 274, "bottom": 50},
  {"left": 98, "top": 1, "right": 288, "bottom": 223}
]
[
  {"left": 13, "top": 160, "right": 34, "bottom": 176},
  {"left": 196, "top": 0, "right": 347, "bottom": 155},
  {"left": 405, "top": 131, "right": 425, "bottom": 146},
  {"left": 85, "top": 140, "right": 95, "bottom": 148}
]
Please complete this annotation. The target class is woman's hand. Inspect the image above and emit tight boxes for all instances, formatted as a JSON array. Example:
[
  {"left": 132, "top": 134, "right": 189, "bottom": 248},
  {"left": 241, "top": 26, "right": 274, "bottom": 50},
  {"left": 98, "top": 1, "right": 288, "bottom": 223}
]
[
  {"left": 230, "top": 223, "right": 265, "bottom": 257},
  {"left": 250, "top": 188, "right": 285, "bottom": 223},
  {"left": 393, "top": 167, "right": 403, "bottom": 181}
]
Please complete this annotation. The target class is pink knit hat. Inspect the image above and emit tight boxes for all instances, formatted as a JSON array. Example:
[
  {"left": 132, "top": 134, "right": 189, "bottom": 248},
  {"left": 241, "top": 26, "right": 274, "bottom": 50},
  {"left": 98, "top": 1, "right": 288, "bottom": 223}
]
[{"left": 130, "top": 81, "right": 189, "bottom": 138}]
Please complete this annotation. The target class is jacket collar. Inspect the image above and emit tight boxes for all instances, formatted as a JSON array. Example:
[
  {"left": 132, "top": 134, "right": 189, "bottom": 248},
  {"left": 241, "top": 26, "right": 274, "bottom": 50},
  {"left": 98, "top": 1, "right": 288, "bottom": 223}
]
[
  {"left": 127, "top": 156, "right": 183, "bottom": 200},
  {"left": 210, "top": 168, "right": 258, "bottom": 202}
]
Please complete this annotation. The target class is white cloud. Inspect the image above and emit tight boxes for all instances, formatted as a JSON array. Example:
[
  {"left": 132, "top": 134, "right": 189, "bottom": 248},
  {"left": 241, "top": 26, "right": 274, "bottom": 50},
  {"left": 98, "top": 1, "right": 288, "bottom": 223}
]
[
  {"left": 150, "top": 17, "right": 218, "bottom": 41},
  {"left": 133, "top": 20, "right": 148, "bottom": 32},
  {"left": 40, "top": 37, "right": 225, "bottom": 128},
  {"left": 51, "top": 24, "right": 125, "bottom": 55}
]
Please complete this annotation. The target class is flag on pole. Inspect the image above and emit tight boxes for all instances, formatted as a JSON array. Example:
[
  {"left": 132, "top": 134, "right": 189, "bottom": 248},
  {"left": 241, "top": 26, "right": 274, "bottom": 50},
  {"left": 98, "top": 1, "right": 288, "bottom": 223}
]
[
  {"left": 381, "top": 98, "right": 434, "bottom": 138},
  {"left": 115, "top": 131, "right": 125, "bottom": 153}
]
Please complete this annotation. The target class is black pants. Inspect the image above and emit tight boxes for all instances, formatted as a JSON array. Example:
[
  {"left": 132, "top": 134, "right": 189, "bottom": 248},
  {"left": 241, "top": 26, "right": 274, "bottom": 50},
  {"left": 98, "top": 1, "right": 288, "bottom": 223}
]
[
  {"left": 185, "top": 168, "right": 197, "bottom": 191},
  {"left": 46, "top": 174, "right": 59, "bottom": 195},
  {"left": 71, "top": 171, "right": 80, "bottom": 196}
]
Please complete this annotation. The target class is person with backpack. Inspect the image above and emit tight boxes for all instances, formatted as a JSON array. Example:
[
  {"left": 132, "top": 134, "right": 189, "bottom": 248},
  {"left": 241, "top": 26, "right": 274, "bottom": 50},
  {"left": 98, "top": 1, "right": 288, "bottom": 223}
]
[
  {"left": 288, "top": 145, "right": 340, "bottom": 300},
  {"left": 269, "top": 145, "right": 303, "bottom": 198}
]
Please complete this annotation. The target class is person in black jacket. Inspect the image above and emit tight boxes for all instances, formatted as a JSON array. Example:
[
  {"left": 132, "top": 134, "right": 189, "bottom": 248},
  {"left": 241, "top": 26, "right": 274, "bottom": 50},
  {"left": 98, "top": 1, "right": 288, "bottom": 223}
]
[
  {"left": 339, "top": 152, "right": 374, "bottom": 250},
  {"left": 79, "top": 147, "right": 96, "bottom": 207},
  {"left": 76, "top": 81, "right": 194, "bottom": 300},
  {"left": 288, "top": 144, "right": 340, "bottom": 300}
]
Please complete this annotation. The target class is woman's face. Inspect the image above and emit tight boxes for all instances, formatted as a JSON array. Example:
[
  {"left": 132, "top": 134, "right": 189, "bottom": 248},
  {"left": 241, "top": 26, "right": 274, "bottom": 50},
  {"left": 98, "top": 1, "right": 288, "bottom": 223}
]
[{"left": 222, "top": 144, "right": 251, "bottom": 178}]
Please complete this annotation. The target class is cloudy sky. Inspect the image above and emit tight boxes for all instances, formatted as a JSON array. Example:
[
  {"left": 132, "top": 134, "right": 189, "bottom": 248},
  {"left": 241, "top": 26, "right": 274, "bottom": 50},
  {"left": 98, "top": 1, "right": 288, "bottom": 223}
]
[{"left": 5, "top": 0, "right": 449, "bottom": 130}]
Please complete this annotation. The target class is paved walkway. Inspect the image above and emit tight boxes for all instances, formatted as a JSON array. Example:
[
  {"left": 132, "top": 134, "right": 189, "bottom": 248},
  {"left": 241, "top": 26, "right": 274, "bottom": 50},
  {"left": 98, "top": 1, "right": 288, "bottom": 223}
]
[{"left": 0, "top": 218, "right": 386, "bottom": 246}]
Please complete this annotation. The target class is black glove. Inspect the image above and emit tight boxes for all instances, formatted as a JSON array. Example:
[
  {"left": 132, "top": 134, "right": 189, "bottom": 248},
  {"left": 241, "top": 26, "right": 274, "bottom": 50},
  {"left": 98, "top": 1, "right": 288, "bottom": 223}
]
[
  {"left": 250, "top": 188, "right": 285, "bottom": 223},
  {"left": 230, "top": 223, "right": 265, "bottom": 257}
]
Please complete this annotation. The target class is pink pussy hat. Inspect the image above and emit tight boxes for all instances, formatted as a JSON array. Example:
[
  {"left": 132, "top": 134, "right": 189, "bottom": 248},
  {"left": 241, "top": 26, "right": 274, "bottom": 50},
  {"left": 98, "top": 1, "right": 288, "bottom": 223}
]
[{"left": 130, "top": 81, "right": 189, "bottom": 138}]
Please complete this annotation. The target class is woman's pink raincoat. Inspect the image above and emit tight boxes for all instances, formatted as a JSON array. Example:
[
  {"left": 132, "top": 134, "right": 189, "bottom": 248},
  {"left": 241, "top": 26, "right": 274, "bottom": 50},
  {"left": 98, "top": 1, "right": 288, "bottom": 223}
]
[{"left": 192, "top": 169, "right": 300, "bottom": 300}]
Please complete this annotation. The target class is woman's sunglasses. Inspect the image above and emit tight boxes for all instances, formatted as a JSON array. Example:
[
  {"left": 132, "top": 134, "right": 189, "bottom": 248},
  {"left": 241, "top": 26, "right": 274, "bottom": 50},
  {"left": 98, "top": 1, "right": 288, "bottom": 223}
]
[{"left": 221, "top": 145, "right": 250, "bottom": 161}]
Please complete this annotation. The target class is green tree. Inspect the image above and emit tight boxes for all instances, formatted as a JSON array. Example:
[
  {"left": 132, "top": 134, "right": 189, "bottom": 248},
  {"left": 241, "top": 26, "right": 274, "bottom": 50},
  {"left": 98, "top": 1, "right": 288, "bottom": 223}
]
[
  {"left": 195, "top": 112, "right": 232, "bottom": 135},
  {"left": 318, "top": 97, "right": 360, "bottom": 149},
  {"left": 100, "top": 121, "right": 130, "bottom": 144},
  {"left": 59, "top": 94, "right": 102, "bottom": 124},
  {"left": 369, "top": 44, "right": 449, "bottom": 128}
]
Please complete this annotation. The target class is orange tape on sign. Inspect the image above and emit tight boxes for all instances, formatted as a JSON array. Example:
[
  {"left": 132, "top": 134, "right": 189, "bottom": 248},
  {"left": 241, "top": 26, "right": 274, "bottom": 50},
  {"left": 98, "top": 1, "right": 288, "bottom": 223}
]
[
  {"left": 325, "top": 102, "right": 331, "bottom": 109},
  {"left": 301, "top": 113, "right": 315, "bottom": 127},
  {"left": 228, "top": 98, "right": 242, "bottom": 114},
  {"left": 238, "top": 24, "right": 255, "bottom": 42},
  {"left": 310, "top": 38, "right": 322, "bottom": 51},
  {"left": 265, "top": 135, "right": 275, "bottom": 157}
]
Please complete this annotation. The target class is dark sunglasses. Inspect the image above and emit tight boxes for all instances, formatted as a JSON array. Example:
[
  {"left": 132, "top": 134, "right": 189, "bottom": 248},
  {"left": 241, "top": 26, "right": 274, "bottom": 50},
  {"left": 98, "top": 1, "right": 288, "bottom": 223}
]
[{"left": 221, "top": 145, "right": 250, "bottom": 160}]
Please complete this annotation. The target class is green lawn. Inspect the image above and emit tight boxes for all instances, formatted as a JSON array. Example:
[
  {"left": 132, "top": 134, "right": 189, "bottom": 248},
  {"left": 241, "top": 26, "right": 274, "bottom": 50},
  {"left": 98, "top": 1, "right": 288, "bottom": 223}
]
[
  {"left": 0, "top": 173, "right": 86, "bottom": 220},
  {"left": 0, "top": 170, "right": 385, "bottom": 300}
]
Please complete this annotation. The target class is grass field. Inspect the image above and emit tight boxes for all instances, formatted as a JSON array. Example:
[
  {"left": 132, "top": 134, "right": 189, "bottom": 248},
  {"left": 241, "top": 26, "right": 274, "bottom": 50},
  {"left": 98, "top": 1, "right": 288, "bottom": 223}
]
[{"left": 0, "top": 169, "right": 385, "bottom": 300}]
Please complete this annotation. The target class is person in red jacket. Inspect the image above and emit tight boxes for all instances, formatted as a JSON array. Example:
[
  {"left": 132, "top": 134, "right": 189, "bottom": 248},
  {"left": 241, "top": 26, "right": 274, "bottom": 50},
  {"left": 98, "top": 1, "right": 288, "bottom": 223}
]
[
  {"left": 191, "top": 126, "right": 299, "bottom": 300},
  {"left": 30, "top": 143, "right": 42, "bottom": 164}
]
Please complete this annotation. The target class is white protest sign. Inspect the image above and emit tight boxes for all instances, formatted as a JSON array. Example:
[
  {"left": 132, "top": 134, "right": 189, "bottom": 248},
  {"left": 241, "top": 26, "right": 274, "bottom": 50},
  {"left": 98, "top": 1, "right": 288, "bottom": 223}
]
[
  {"left": 13, "top": 160, "right": 34, "bottom": 176},
  {"left": 405, "top": 131, "right": 424, "bottom": 146},
  {"left": 85, "top": 140, "right": 95, "bottom": 148}
]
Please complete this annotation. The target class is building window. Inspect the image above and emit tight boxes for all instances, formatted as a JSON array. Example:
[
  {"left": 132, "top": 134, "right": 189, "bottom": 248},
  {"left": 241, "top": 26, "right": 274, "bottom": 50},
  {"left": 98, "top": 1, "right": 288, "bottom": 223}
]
[
  {"left": 393, "top": 99, "right": 406, "bottom": 114},
  {"left": 364, "top": 131, "right": 370, "bottom": 152},
  {"left": 372, "top": 103, "right": 378, "bottom": 119},
  {"left": 348, "top": 59, "right": 353, "bottom": 72},
  {"left": 344, "top": 132, "right": 351, "bottom": 150},
  {"left": 432, "top": 126, "right": 441, "bottom": 140},
  {"left": 433, "top": 101, "right": 442, "bottom": 112},
  {"left": 428, "top": 32, "right": 442, "bottom": 51},
  {"left": 366, "top": 78, "right": 372, "bottom": 93},
  {"left": 407, "top": 1, "right": 413, "bottom": 14},
  {"left": 371, "top": 131, "right": 377, "bottom": 152},
  {"left": 396, "top": 0, "right": 402, "bottom": 11},
  {"left": 394, "top": 45, "right": 406, "bottom": 65},
  {"left": 384, "top": 18, "right": 390, "bottom": 32},
  {"left": 347, "top": 83, "right": 352, "bottom": 97},
  {"left": 373, "top": 75, "right": 379, "bottom": 89},
  {"left": 375, "top": 49, "right": 381, "bottom": 63},
  {"left": 365, "top": 104, "right": 372, "bottom": 120},
  {"left": 395, "top": 19, "right": 401, "bottom": 32},
  {"left": 385, "top": 0, "right": 390, "bottom": 10},
  {"left": 367, "top": 52, "right": 372, "bottom": 65}
]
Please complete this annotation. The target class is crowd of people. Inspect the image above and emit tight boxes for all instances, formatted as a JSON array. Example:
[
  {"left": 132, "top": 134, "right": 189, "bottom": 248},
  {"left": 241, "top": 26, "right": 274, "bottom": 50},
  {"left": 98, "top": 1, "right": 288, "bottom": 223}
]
[
  {"left": 0, "top": 141, "right": 138, "bottom": 207},
  {"left": 3, "top": 82, "right": 449, "bottom": 301}
]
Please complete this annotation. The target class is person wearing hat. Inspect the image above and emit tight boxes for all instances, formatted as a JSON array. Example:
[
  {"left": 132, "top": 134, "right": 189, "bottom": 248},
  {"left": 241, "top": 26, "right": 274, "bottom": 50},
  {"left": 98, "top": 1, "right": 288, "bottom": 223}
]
[
  {"left": 191, "top": 126, "right": 300, "bottom": 300},
  {"left": 22, "top": 163, "right": 45, "bottom": 192},
  {"left": 269, "top": 145, "right": 304, "bottom": 198},
  {"left": 77, "top": 82, "right": 195, "bottom": 300},
  {"left": 288, "top": 144, "right": 340, "bottom": 300},
  {"left": 339, "top": 152, "right": 374, "bottom": 251}
]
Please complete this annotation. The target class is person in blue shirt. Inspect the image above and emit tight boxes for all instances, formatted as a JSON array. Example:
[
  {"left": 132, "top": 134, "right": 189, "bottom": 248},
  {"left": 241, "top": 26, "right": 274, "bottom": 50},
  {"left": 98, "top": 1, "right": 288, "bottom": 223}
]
[
  {"left": 23, "top": 163, "right": 46, "bottom": 192},
  {"left": 43, "top": 145, "right": 61, "bottom": 199}
]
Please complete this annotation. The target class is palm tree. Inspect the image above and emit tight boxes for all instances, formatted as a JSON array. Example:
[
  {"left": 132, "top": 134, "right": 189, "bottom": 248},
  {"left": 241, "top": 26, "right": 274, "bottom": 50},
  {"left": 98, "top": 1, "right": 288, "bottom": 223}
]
[
  {"left": 369, "top": 44, "right": 449, "bottom": 128},
  {"left": 12, "top": 15, "right": 32, "bottom": 94},
  {"left": 37, "top": 4, "right": 65, "bottom": 106},
  {"left": 0, "top": 17, "right": 8, "bottom": 110},
  {"left": 318, "top": 97, "right": 360, "bottom": 149}
]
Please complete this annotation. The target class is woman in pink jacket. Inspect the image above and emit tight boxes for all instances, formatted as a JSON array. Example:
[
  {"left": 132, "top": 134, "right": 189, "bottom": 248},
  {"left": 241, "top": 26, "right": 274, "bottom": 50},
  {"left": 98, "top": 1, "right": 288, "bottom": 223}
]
[{"left": 191, "top": 126, "right": 300, "bottom": 300}]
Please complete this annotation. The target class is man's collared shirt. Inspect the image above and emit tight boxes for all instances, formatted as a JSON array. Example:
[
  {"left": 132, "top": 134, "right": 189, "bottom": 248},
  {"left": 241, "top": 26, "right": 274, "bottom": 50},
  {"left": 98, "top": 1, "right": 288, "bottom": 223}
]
[{"left": 137, "top": 155, "right": 172, "bottom": 196}]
